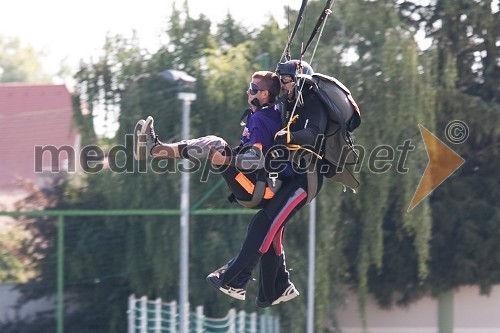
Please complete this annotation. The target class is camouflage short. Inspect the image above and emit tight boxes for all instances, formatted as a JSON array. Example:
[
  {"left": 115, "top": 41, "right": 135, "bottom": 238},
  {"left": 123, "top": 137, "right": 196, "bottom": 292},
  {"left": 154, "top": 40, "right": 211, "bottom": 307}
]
[{"left": 180, "top": 135, "right": 228, "bottom": 159}]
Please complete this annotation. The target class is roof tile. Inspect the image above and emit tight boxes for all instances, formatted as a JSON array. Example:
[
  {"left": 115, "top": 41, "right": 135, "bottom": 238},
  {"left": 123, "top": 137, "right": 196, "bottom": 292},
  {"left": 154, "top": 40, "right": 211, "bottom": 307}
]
[{"left": 0, "top": 84, "right": 78, "bottom": 191}]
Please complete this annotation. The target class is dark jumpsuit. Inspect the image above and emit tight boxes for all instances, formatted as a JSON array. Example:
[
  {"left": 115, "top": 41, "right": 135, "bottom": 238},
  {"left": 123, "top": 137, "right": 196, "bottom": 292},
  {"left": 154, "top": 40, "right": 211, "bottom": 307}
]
[{"left": 220, "top": 89, "right": 329, "bottom": 304}]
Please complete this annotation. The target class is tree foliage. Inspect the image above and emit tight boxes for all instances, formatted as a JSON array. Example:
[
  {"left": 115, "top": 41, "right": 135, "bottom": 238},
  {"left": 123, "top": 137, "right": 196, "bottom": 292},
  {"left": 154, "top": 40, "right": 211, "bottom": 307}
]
[
  {"left": 0, "top": 36, "right": 51, "bottom": 83},
  {"left": 0, "top": 227, "right": 29, "bottom": 283},
  {"left": 397, "top": 0, "right": 500, "bottom": 298}
]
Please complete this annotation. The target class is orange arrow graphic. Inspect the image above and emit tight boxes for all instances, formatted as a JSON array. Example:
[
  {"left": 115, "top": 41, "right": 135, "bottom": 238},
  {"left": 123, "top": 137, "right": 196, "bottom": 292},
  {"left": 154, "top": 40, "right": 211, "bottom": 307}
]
[{"left": 408, "top": 124, "right": 465, "bottom": 212}]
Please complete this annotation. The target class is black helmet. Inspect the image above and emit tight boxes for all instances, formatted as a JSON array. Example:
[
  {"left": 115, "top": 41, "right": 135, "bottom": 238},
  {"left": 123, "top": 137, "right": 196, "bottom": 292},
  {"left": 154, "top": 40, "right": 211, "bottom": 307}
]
[{"left": 277, "top": 60, "right": 314, "bottom": 79}]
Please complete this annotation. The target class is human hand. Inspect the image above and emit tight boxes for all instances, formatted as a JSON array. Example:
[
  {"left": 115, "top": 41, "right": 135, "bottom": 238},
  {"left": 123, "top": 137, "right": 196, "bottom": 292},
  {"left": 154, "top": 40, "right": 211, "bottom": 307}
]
[{"left": 274, "top": 131, "right": 289, "bottom": 145}]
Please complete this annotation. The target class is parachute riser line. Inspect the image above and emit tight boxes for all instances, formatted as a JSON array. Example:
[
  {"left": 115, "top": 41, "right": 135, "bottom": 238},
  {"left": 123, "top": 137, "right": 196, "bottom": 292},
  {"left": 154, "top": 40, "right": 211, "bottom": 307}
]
[
  {"left": 276, "top": 0, "right": 337, "bottom": 160},
  {"left": 288, "top": 0, "right": 335, "bottom": 121},
  {"left": 302, "top": 0, "right": 334, "bottom": 58},
  {"left": 278, "top": 0, "right": 309, "bottom": 67}
]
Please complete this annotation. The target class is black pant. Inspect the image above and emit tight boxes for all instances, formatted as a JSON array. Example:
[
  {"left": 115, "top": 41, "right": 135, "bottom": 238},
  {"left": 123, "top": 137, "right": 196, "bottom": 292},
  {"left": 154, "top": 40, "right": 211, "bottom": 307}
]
[{"left": 220, "top": 172, "right": 323, "bottom": 302}]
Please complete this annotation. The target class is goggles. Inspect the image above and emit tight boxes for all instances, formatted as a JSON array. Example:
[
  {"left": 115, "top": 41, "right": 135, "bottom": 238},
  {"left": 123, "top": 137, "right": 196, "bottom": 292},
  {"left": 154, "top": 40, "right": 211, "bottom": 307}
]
[
  {"left": 280, "top": 75, "right": 294, "bottom": 84},
  {"left": 248, "top": 82, "right": 263, "bottom": 95}
]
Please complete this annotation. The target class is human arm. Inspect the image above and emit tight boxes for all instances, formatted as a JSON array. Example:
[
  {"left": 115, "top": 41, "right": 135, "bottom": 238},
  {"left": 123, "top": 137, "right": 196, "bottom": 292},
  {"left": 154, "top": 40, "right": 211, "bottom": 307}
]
[
  {"left": 232, "top": 143, "right": 264, "bottom": 169},
  {"left": 287, "top": 94, "right": 328, "bottom": 146},
  {"left": 209, "top": 143, "right": 264, "bottom": 170}
]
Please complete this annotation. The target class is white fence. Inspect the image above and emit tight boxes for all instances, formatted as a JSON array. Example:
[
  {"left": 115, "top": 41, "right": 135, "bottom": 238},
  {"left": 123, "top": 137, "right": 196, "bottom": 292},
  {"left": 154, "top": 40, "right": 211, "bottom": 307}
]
[{"left": 127, "top": 295, "right": 280, "bottom": 333}]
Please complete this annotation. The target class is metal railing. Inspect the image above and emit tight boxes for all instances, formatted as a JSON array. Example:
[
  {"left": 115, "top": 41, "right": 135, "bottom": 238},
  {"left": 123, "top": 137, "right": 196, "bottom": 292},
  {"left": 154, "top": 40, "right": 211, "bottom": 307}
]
[{"left": 128, "top": 295, "right": 279, "bottom": 333}]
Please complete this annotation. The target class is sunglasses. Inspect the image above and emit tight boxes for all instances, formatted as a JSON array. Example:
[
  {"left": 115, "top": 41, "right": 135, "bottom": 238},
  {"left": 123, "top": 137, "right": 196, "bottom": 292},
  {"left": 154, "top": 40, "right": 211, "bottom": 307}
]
[
  {"left": 280, "top": 75, "right": 294, "bottom": 84},
  {"left": 248, "top": 82, "right": 263, "bottom": 95}
]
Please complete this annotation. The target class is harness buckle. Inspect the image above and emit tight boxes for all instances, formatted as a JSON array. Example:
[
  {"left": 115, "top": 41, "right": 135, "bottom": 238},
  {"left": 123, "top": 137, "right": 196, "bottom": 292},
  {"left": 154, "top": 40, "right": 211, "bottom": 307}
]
[{"left": 269, "top": 172, "right": 278, "bottom": 187}]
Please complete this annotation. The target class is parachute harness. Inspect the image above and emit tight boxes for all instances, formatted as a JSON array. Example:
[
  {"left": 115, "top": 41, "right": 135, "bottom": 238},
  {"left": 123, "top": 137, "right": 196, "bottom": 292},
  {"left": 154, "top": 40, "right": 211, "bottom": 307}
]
[{"left": 274, "top": 114, "right": 323, "bottom": 159}]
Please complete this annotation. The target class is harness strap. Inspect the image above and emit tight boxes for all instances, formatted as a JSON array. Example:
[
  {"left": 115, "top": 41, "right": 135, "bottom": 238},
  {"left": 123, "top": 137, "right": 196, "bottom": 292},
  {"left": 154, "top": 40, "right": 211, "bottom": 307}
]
[
  {"left": 304, "top": 154, "right": 319, "bottom": 204},
  {"left": 273, "top": 112, "right": 322, "bottom": 204},
  {"left": 234, "top": 172, "right": 281, "bottom": 209},
  {"left": 306, "top": 170, "right": 318, "bottom": 204},
  {"left": 236, "top": 179, "right": 268, "bottom": 209},
  {"left": 275, "top": 114, "right": 323, "bottom": 160},
  {"left": 235, "top": 173, "right": 274, "bottom": 199}
]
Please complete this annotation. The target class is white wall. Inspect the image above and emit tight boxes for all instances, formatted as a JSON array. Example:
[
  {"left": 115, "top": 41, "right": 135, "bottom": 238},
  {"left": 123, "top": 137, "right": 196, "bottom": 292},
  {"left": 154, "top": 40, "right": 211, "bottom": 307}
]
[
  {"left": 336, "top": 285, "right": 500, "bottom": 333},
  {"left": 454, "top": 285, "right": 500, "bottom": 333},
  {"left": 0, "top": 284, "right": 54, "bottom": 321},
  {"left": 336, "top": 288, "right": 438, "bottom": 333}
]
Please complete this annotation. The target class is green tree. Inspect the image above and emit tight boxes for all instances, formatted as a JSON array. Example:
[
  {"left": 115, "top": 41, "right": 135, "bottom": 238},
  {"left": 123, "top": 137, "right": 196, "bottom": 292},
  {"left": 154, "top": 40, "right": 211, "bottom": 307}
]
[
  {"left": 167, "top": 1, "right": 216, "bottom": 72},
  {"left": 215, "top": 13, "right": 248, "bottom": 48},
  {"left": 398, "top": 0, "right": 500, "bottom": 297},
  {"left": 73, "top": 33, "right": 147, "bottom": 146},
  {"left": 0, "top": 36, "right": 51, "bottom": 83},
  {"left": 0, "top": 227, "right": 30, "bottom": 283}
]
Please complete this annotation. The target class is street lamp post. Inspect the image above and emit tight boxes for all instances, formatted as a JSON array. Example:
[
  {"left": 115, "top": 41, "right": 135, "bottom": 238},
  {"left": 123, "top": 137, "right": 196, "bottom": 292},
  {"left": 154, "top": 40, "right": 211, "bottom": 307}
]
[
  {"left": 307, "top": 198, "right": 316, "bottom": 333},
  {"left": 159, "top": 70, "right": 196, "bottom": 333}
]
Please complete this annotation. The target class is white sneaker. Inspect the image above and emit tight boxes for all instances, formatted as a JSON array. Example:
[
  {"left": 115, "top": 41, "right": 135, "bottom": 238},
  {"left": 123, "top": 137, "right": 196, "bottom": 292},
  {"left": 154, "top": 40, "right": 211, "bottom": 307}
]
[
  {"left": 206, "top": 267, "right": 246, "bottom": 301},
  {"left": 143, "top": 116, "right": 161, "bottom": 156},
  {"left": 271, "top": 282, "right": 299, "bottom": 305},
  {"left": 134, "top": 116, "right": 160, "bottom": 160},
  {"left": 133, "top": 119, "right": 145, "bottom": 160}
]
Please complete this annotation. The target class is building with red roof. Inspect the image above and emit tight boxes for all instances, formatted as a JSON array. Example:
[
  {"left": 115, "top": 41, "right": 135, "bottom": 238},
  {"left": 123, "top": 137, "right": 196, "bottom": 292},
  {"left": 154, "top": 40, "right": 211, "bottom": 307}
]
[{"left": 0, "top": 83, "right": 79, "bottom": 196}]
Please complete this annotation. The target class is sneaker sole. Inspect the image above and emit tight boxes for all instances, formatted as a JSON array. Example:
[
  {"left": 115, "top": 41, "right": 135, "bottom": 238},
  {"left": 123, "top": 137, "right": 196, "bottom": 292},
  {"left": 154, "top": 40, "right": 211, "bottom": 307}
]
[
  {"left": 135, "top": 116, "right": 155, "bottom": 160},
  {"left": 206, "top": 275, "right": 246, "bottom": 301},
  {"left": 142, "top": 116, "right": 154, "bottom": 136},
  {"left": 133, "top": 119, "right": 146, "bottom": 160},
  {"left": 271, "top": 284, "right": 299, "bottom": 305}
]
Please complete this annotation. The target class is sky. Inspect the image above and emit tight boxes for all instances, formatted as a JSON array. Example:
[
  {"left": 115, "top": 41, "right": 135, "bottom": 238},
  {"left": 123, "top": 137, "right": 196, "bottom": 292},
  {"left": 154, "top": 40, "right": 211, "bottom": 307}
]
[
  {"left": 0, "top": 0, "right": 295, "bottom": 80},
  {"left": 2, "top": 0, "right": 498, "bottom": 80}
]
